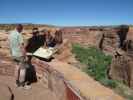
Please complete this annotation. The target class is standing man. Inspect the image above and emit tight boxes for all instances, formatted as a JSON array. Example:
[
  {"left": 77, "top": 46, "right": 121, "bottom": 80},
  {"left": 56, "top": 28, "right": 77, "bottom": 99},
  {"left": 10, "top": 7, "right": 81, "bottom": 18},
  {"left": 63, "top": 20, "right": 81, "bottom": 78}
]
[{"left": 9, "top": 24, "right": 27, "bottom": 87}]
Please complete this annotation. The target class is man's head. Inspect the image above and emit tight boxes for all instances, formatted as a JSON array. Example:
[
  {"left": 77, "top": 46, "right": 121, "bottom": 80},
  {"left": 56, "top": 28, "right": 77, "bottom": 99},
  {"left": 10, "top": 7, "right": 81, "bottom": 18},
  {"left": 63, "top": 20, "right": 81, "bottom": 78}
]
[
  {"left": 16, "top": 24, "right": 23, "bottom": 33},
  {"left": 32, "top": 28, "right": 39, "bottom": 36}
]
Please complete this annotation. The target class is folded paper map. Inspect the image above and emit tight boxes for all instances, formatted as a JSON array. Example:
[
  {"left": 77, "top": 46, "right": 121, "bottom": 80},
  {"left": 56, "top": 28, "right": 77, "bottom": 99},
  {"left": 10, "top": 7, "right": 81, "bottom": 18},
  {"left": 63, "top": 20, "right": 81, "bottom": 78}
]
[
  {"left": 33, "top": 47, "right": 54, "bottom": 59},
  {"left": 26, "top": 47, "right": 58, "bottom": 59}
]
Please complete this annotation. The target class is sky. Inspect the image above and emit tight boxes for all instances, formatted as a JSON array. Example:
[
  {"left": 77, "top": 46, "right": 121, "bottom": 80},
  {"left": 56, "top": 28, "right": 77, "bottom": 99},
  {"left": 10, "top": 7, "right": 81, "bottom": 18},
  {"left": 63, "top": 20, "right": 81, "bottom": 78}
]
[{"left": 0, "top": 0, "right": 133, "bottom": 26}]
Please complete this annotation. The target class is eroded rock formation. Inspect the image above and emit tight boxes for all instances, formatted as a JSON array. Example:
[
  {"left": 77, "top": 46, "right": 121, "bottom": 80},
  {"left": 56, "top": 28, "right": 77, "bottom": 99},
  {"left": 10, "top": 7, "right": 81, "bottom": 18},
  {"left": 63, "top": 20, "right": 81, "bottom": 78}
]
[
  {"left": 1, "top": 25, "right": 133, "bottom": 90},
  {"left": 109, "top": 50, "right": 133, "bottom": 88},
  {"left": 104, "top": 26, "right": 133, "bottom": 89}
]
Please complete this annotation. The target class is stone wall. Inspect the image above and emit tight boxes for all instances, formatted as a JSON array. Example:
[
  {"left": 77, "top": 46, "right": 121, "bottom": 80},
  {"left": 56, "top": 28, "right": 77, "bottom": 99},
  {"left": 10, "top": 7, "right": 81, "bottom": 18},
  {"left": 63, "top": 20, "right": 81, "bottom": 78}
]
[{"left": 32, "top": 59, "right": 83, "bottom": 100}]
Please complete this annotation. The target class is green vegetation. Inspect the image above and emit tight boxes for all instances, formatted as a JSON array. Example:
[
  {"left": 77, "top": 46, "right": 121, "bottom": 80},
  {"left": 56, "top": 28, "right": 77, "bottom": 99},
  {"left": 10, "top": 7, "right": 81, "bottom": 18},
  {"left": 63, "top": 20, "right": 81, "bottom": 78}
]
[
  {"left": 72, "top": 44, "right": 133, "bottom": 99},
  {"left": 72, "top": 44, "right": 116, "bottom": 88}
]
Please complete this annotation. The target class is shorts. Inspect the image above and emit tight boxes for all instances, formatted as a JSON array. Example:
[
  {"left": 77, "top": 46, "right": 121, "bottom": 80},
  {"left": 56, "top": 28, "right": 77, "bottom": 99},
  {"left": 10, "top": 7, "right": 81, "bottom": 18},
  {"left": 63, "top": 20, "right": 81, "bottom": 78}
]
[
  {"left": 13, "top": 56, "right": 25, "bottom": 63},
  {"left": 13, "top": 56, "right": 28, "bottom": 69}
]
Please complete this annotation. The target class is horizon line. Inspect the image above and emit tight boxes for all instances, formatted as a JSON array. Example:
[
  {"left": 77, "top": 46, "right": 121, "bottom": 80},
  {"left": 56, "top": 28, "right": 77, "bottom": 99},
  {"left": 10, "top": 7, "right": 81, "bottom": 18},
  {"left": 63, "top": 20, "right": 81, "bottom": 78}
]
[{"left": 0, "top": 22, "right": 132, "bottom": 27}]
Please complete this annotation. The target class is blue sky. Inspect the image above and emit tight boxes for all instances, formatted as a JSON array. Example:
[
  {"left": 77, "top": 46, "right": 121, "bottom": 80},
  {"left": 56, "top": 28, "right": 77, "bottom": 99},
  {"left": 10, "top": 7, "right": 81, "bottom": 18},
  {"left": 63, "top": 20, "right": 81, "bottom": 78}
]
[{"left": 0, "top": 0, "right": 133, "bottom": 26}]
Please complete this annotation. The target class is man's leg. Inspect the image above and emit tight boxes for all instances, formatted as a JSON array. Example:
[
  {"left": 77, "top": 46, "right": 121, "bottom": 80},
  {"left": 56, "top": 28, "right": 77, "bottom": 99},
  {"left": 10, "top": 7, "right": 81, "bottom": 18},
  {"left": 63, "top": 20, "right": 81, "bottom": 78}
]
[
  {"left": 19, "top": 68, "right": 26, "bottom": 84},
  {"left": 14, "top": 64, "right": 20, "bottom": 85},
  {"left": 15, "top": 57, "right": 31, "bottom": 89},
  {"left": 13, "top": 57, "right": 26, "bottom": 87},
  {"left": 18, "top": 59, "right": 26, "bottom": 86},
  {"left": 13, "top": 58, "right": 21, "bottom": 86}
]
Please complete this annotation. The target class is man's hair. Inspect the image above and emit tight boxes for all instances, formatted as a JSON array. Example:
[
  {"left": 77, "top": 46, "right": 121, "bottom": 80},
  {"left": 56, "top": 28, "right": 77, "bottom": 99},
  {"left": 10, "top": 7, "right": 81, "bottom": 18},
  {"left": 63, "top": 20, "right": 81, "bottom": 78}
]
[
  {"left": 32, "top": 27, "right": 39, "bottom": 35},
  {"left": 16, "top": 24, "right": 23, "bottom": 29},
  {"left": 16, "top": 24, "right": 23, "bottom": 33}
]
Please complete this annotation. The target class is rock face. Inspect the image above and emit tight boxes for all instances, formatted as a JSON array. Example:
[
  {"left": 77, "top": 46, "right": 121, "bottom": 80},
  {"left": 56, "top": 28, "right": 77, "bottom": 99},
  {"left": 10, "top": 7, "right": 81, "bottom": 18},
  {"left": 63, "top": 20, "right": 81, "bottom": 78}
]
[
  {"left": 117, "top": 25, "right": 129, "bottom": 48},
  {"left": 63, "top": 29, "right": 103, "bottom": 47},
  {"left": 100, "top": 30, "right": 120, "bottom": 55},
  {"left": 109, "top": 51, "right": 133, "bottom": 88},
  {"left": 108, "top": 26, "right": 133, "bottom": 89},
  {"left": 109, "top": 51, "right": 130, "bottom": 86},
  {"left": 0, "top": 32, "right": 10, "bottom": 57},
  {"left": 0, "top": 58, "right": 15, "bottom": 76},
  {"left": 123, "top": 26, "right": 133, "bottom": 52},
  {"left": 107, "top": 50, "right": 133, "bottom": 89},
  {"left": 99, "top": 25, "right": 129, "bottom": 55},
  {"left": 55, "top": 39, "right": 73, "bottom": 62}
]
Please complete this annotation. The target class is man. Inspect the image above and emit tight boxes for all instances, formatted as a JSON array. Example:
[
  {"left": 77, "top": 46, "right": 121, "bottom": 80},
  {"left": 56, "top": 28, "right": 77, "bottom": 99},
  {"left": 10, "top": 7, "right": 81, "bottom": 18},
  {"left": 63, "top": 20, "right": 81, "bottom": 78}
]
[
  {"left": 9, "top": 24, "right": 31, "bottom": 89},
  {"left": 26, "top": 28, "right": 45, "bottom": 54},
  {"left": 26, "top": 28, "right": 45, "bottom": 63}
]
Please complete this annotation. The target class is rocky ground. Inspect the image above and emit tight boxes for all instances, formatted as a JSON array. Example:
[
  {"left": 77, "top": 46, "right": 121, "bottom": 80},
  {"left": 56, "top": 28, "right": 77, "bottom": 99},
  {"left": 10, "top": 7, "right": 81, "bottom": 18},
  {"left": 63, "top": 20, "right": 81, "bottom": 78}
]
[
  {"left": 0, "top": 75, "right": 58, "bottom": 100},
  {"left": 0, "top": 25, "right": 133, "bottom": 99}
]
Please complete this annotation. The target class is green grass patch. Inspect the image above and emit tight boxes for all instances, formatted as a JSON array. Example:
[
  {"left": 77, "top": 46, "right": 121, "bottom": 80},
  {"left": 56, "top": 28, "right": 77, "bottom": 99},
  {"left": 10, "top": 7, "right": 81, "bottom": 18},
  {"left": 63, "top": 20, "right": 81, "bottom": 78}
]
[
  {"left": 72, "top": 44, "right": 133, "bottom": 99},
  {"left": 72, "top": 44, "right": 116, "bottom": 87}
]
